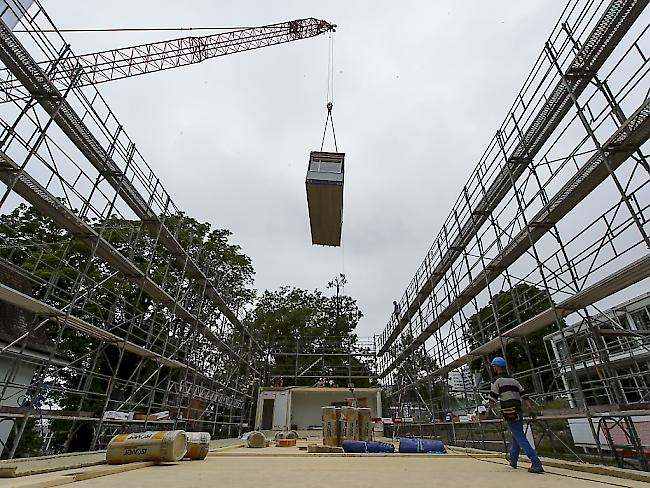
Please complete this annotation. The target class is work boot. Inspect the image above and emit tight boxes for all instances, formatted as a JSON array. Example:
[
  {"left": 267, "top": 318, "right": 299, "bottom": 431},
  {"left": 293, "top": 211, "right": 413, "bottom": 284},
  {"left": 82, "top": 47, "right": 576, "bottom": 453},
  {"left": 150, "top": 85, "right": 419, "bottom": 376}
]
[
  {"left": 528, "top": 465, "right": 544, "bottom": 474},
  {"left": 505, "top": 454, "right": 517, "bottom": 469}
]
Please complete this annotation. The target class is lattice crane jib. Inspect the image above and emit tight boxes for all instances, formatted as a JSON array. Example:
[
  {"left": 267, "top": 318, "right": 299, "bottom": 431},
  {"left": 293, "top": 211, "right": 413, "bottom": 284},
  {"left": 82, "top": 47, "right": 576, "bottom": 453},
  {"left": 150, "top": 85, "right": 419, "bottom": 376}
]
[{"left": 0, "top": 17, "right": 335, "bottom": 101}]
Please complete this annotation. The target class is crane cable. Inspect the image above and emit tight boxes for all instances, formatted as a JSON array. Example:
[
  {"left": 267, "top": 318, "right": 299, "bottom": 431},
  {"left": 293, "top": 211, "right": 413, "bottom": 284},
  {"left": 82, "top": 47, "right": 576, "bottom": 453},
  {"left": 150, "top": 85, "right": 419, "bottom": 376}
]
[
  {"left": 318, "top": 33, "right": 346, "bottom": 294},
  {"left": 320, "top": 33, "right": 338, "bottom": 152}
]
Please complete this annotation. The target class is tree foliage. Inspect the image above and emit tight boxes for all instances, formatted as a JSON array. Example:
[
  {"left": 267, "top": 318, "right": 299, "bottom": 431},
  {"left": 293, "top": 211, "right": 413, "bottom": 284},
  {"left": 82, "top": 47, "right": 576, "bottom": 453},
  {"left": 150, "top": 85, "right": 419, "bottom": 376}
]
[
  {"left": 246, "top": 284, "right": 375, "bottom": 387},
  {"left": 0, "top": 204, "right": 255, "bottom": 452},
  {"left": 0, "top": 420, "right": 42, "bottom": 460},
  {"left": 464, "top": 283, "right": 558, "bottom": 392}
]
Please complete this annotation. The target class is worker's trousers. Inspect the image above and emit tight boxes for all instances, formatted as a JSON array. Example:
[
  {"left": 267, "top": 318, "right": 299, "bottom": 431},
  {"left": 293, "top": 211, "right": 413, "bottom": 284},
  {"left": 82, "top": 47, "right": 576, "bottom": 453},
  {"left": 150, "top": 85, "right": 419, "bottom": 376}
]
[{"left": 506, "top": 413, "right": 542, "bottom": 467}]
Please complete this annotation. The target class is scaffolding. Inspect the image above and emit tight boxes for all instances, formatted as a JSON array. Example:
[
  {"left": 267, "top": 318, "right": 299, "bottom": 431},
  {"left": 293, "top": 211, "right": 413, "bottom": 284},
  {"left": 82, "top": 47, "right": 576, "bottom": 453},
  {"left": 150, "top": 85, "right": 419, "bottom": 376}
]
[
  {"left": 265, "top": 336, "right": 378, "bottom": 386},
  {"left": 0, "top": 1, "right": 266, "bottom": 457},
  {"left": 1, "top": 0, "right": 650, "bottom": 472},
  {"left": 377, "top": 0, "right": 650, "bottom": 470}
]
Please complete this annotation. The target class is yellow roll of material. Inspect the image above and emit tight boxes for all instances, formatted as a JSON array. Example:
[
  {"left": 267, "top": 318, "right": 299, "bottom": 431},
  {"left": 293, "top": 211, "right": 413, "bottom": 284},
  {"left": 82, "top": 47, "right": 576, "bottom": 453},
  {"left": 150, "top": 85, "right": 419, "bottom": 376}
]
[
  {"left": 243, "top": 431, "right": 268, "bottom": 448},
  {"left": 340, "top": 406, "right": 359, "bottom": 442},
  {"left": 106, "top": 430, "right": 187, "bottom": 465},
  {"left": 321, "top": 406, "right": 340, "bottom": 447},
  {"left": 185, "top": 432, "right": 210, "bottom": 460},
  {"left": 357, "top": 408, "right": 372, "bottom": 441}
]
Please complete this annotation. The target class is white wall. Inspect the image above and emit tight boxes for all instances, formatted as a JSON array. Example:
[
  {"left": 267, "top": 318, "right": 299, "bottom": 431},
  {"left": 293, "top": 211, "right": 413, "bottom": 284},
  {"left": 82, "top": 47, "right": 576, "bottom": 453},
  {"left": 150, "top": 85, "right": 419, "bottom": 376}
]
[
  {"left": 272, "top": 391, "right": 289, "bottom": 430},
  {"left": 290, "top": 390, "right": 379, "bottom": 430}
]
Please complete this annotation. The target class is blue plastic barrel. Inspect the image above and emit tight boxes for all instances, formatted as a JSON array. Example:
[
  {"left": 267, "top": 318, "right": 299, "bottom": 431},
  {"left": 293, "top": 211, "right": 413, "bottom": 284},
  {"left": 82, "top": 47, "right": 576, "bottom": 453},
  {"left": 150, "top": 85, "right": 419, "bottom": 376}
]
[
  {"left": 342, "top": 440, "right": 395, "bottom": 453},
  {"left": 398, "top": 438, "right": 445, "bottom": 453}
]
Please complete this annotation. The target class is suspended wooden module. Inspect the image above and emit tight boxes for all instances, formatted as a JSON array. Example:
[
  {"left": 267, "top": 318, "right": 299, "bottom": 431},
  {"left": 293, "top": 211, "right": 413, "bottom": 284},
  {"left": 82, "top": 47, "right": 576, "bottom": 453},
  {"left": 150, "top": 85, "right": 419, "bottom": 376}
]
[
  {"left": 306, "top": 151, "right": 344, "bottom": 246},
  {"left": 307, "top": 32, "right": 343, "bottom": 247}
]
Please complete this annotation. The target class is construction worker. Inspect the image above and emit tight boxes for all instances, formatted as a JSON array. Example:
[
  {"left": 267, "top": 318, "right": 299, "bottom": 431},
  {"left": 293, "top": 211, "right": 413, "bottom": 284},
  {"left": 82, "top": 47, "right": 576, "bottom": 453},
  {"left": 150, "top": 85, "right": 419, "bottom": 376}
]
[{"left": 487, "top": 356, "right": 544, "bottom": 474}]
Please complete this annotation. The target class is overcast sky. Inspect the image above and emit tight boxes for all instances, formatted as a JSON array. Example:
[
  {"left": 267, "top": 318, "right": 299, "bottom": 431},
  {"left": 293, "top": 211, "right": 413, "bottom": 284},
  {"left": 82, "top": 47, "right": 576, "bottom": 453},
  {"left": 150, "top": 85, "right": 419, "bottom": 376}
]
[{"left": 39, "top": 0, "right": 559, "bottom": 337}]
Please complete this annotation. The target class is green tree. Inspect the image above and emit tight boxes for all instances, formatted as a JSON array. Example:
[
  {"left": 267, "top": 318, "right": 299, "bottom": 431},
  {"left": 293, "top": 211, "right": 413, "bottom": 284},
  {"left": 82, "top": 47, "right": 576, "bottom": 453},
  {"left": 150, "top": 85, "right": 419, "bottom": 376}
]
[
  {"left": 0, "top": 420, "right": 42, "bottom": 460},
  {"left": 0, "top": 204, "right": 255, "bottom": 452},
  {"left": 245, "top": 281, "right": 375, "bottom": 387},
  {"left": 465, "top": 284, "right": 558, "bottom": 394}
]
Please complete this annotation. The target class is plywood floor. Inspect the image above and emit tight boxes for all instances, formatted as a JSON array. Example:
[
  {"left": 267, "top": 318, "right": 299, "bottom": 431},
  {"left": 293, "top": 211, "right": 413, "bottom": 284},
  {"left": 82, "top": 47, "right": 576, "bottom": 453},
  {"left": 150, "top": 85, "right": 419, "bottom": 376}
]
[
  {"left": 77, "top": 445, "right": 647, "bottom": 488},
  {"left": 2, "top": 441, "right": 647, "bottom": 488}
]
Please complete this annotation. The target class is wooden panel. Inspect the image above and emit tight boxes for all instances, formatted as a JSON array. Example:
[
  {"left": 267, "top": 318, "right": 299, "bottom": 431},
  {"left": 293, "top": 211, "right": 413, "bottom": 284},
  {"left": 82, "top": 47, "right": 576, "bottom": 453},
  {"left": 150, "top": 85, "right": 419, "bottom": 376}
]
[{"left": 306, "top": 181, "right": 343, "bottom": 246}]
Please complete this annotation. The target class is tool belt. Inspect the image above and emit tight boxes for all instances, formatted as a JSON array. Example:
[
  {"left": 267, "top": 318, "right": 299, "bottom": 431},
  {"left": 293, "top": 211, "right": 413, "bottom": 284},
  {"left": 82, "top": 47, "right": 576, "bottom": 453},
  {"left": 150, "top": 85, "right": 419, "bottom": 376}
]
[{"left": 501, "top": 406, "right": 519, "bottom": 421}]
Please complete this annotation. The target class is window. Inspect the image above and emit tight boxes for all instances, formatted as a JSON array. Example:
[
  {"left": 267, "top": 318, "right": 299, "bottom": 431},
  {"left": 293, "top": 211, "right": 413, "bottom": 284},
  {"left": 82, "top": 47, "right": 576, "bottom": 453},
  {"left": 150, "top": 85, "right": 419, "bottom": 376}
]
[
  {"left": 618, "top": 314, "right": 629, "bottom": 330},
  {"left": 319, "top": 161, "right": 341, "bottom": 174},
  {"left": 309, "top": 159, "right": 341, "bottom": 174},
  {"left": 631, "top": 308, "right": 650, "bottom": 331},
  {"left": 603, "top": 334, "right": 623, "bottom": 353}
]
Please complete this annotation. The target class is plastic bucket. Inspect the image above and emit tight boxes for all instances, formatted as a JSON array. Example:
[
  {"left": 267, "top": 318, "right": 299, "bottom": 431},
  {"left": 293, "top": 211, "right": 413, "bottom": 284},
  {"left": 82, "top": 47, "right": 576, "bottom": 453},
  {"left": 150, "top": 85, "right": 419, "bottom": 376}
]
[
  {"left": 106, "top": 430, "right": 187, "bottom": 464},
  {"left": 398, "top": 438, "right": 445, "bottom": 453},
  {"left": 274, "top": 430, "right": 299, "bottom": 440},
  {"left": 342, "top": 440, "right": 395, "bottom": 453}
]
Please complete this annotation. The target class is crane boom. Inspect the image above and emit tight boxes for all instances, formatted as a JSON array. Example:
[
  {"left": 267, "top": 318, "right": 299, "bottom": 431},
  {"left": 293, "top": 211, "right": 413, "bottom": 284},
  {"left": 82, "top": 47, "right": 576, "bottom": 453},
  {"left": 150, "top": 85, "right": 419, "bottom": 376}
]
[{"left": 0, "top": 18, "right": 334, "bottom": 101}]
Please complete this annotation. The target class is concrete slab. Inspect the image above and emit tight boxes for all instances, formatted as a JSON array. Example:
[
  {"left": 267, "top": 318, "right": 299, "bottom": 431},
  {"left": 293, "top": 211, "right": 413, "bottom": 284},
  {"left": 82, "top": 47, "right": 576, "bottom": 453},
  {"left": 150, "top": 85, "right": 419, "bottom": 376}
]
[
  {"left": 208, "top": 438, "right": 243, "bottom": 450},
  {"left": 447, "top": 445, "right": 650, "bottom": 483}
]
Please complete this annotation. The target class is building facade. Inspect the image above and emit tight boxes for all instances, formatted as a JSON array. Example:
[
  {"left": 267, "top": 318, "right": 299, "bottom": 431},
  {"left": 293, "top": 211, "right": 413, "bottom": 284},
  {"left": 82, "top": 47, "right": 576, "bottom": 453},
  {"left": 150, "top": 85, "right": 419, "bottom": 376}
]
[
  {"left": 545, "top": 292, "right": 650, "bottom": 408},
  {"left": 447, "top": 366, "right": 476, "bottom": 399}
]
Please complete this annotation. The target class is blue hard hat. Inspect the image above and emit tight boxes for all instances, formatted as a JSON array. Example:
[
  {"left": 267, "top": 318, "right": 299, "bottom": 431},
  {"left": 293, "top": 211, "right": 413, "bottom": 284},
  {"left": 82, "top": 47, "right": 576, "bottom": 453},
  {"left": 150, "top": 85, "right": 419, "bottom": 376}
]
[{"left": 491, "top": 356, "right": 507, "bottom": 368}]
